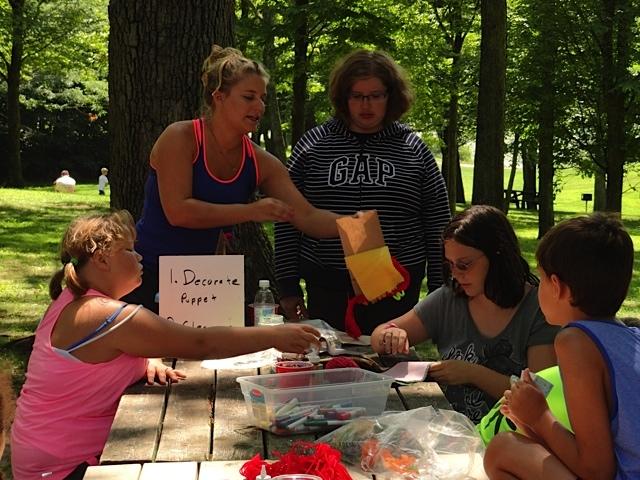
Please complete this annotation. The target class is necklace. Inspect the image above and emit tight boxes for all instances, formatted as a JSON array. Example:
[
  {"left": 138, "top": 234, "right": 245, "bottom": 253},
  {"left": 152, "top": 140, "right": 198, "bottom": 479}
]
[{"left": 208, "top": 124, "right": 243, "bottom": 179}]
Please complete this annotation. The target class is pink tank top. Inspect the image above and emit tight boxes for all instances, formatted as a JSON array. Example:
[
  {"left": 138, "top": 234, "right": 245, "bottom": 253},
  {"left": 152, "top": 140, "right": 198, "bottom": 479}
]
[{"left": 11, "top": 289, "right": 148, "bottom": 480}]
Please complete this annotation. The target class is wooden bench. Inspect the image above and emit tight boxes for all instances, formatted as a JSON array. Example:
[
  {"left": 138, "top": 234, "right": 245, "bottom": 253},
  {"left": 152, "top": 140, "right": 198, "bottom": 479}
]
[{"left": 93, "top": 359, "right": 486, "bottom": 479}]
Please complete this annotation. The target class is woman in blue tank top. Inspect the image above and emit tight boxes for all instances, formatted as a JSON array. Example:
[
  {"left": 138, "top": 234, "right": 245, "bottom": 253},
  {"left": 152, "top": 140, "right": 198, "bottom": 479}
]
[{"left": 125, "top": 45, "right": 340, "bottom": 312}]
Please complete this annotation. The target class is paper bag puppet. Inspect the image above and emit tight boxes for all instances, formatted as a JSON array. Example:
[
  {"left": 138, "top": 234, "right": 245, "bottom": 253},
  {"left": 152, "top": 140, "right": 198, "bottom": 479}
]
[{"left": 336, "top": 211, "right": 409, "bottom": 338}]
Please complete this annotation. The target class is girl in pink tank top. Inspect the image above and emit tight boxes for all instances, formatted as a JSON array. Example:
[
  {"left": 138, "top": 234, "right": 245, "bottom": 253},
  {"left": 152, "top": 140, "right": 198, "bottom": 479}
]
[{"left": 12, "top": 210, "right": 320, "bottom": 479}]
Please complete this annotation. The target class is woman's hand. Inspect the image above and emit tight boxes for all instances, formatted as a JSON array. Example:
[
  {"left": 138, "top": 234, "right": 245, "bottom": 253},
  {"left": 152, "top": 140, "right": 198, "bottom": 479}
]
[
  {"left": 280, "top": 296, "right": 308, "bottom": 321},
  {"left": 146, "top": 359, "right": 187, "bottom": 385},
  {"left": 269, "top": 324, "right": 320, "bottom": 354},
  {"left": 377, "top": 326, "right": 409, "bottom": 355},
  {"left": 250, "top": 197, "right": 294, "bottom": 222},
  {"left": 500, "top": 369, "right": 549, "bottom": 428}
]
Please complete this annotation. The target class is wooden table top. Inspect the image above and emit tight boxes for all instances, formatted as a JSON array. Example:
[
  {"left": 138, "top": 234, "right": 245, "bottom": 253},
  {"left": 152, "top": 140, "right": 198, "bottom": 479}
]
[{"left": 92, "top": 358, "right": 486, "bottom": 480}]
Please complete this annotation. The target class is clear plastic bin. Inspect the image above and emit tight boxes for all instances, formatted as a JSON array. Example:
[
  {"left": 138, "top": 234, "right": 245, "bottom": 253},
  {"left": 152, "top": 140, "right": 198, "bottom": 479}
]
[{"left": 237, "top": 368, "right": 393, "bottom": 435}]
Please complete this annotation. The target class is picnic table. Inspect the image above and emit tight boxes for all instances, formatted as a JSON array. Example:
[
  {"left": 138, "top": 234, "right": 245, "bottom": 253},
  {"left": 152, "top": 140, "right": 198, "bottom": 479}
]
[
  {"left": 86, "top": 358, "right": 487, "bottom": 480},
  {"left": 505, "top": 189, "right": 539, "bottom": 210}
]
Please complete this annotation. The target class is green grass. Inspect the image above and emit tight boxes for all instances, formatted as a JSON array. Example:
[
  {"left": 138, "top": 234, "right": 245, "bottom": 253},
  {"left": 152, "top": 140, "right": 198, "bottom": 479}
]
[{"left": 1, "top": 171, "right": 639, "bottom": 477}]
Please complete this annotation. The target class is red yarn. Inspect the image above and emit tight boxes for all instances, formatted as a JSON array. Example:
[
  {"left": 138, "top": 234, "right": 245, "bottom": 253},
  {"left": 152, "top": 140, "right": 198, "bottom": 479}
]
[
  {"left": 344, "top": 257, "right": 411, "bottom": 339},
  {"left": 325, "top": 357, "right": 359, "bottom": 369},
  {"left": 239, "top": 441, "right": 352, "bottom": 480}
]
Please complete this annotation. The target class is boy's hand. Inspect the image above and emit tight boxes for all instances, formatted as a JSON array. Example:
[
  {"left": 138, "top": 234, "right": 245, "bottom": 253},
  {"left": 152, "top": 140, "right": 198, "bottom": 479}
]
[{"left": 501, "top": 369, "right": 549, "bottom": 427}]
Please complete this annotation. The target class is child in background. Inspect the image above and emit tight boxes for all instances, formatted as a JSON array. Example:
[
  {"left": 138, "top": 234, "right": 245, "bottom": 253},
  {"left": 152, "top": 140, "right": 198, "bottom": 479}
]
[
  {"left": 484, "top": 213, "right": 640, "bottom": 480},
  {"left": 11, "top": 210, "right": 320, "bottom": 480},
  {"left": 98, "top": 167, "right": 109, "bottom": 195}
]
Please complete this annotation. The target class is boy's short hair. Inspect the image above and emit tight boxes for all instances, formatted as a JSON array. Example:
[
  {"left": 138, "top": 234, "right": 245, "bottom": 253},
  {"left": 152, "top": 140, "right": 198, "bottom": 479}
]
[
  {"left": 536, "top": 212, "right": 633, "bottom": 318},
  {"left": 101, "top": 167, "right": 108, "bottom": 174}
]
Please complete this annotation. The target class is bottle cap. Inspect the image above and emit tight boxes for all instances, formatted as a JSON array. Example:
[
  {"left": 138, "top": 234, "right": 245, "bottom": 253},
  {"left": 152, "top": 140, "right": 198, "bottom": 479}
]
[
  {"left": 259, "top": 279, "right": 270, "bottom": 288},
  {"left": 257, "top": 464, "right": 271, "bottom": 480}
]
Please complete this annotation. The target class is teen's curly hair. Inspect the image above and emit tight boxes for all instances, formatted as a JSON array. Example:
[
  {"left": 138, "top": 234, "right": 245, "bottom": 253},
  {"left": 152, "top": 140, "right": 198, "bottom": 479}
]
[
  {"left": 329, "top": 49, "right": 414, "bottom": 127},
  {"left": 49, "top": 210, "right": 136, "bottom": 300}
]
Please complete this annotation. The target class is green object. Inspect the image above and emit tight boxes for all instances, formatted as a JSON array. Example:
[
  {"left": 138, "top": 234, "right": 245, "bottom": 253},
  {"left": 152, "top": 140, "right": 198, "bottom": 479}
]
[{"left": 477, "top": 366, "right": 572, "bottom": 445}]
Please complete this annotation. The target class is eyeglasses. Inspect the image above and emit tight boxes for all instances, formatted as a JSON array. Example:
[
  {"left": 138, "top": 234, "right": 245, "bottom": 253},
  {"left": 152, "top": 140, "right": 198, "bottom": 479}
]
[
  {"left": 444, "top": 253, "right": 485, "bottom": 274},
  {"left": 348, "top": 91, "right": 388, "bottom": 103}
]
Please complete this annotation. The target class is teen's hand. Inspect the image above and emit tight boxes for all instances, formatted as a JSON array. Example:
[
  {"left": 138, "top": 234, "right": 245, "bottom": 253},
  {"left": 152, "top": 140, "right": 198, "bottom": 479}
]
[
  {"left": 428, "top": 360, "right": 474, "bottom": 385},
  {"left": 377, "top": 326, "right": 409, "bottom": 355},
  {"left": 270, "top": 324, "right": 320, "bottom": 354},
  {"left": 251, "top": 197, "right": 294, "bottom": 222}
]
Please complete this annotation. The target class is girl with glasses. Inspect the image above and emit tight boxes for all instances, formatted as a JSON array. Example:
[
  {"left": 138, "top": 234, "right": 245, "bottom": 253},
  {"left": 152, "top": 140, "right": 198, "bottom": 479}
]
[
  {"left": 371, "top": 205, "right": 560, "bottom": 423},
  {"left": 274, "top": 49, "right": 451, "bottom": 335}
]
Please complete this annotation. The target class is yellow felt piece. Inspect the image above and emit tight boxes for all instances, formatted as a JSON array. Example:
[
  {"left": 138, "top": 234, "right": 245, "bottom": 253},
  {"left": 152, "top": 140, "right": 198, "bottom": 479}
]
[{"left": 344, "top": 246, "right": 404, "bottom": 301}]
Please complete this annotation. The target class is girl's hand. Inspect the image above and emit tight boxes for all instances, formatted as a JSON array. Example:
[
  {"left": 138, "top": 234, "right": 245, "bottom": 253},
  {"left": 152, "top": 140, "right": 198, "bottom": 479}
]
[
  {"left": 501, "top": 369, "right": 549, "bottom": 427},
  {"left": 378, "top": 326, "right": 409, "bottom": 355},
  {"left": 250, "top": 197, "right": 294, "bottom": 222},
  {"left": 146, "top": 359, "right": 187, "bottom": 385},
  {"left": 428, "top": 360, "right": 474, "bottom": 385},
  {"left": 270, "top": 324, "right": 320, "bottom": 354}
]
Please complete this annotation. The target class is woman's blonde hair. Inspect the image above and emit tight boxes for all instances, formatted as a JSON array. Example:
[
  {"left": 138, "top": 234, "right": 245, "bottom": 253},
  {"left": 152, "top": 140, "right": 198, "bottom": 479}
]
[
  {"left": 200, "top": 44, "right": 269, "bottom": 117},
  {"left": 49, "top": 210, "right": 136, "bottom": 300}
]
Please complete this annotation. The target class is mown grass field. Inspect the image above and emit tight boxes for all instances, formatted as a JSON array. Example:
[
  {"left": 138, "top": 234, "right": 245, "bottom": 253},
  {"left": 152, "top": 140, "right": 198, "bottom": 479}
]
[{"left": 1, "top": 168, "right": 639, "bottom": 477}]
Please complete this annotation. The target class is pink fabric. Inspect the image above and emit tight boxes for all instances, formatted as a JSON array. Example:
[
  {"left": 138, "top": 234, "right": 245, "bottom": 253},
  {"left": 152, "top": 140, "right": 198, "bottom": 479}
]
[{"left": 11, "top": 289, "right": 148, "bottom": 480}]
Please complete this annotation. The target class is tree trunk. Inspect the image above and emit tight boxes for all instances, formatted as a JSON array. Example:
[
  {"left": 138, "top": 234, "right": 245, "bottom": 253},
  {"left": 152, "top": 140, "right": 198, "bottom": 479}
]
[
  {"left": 262, "top": 7, "right": 287, "bottom": 163},
  {"left": 290, "top": 0, "right": 308, "bottom": 148},
  {"left": 504, "top": 132, "right": 521, "bottom": 213},
  {"left": 444, "top": 37, "right": 462, "bottom": 214},
  {"left": 472, "top": 0, "right": 506, "bottom": 209},
  {"left": 232, "top": 221, "right": 280, "bottom": 310},
  {"left": 108, "top": 0, "right": 234, "bottom": 218},
  {"left": 602, "top": 0, "right": 631, "bottom": 213},
  {"left": 455, "top": 151, "right": 466, "bottom": 204},
  {"left": 536, "top": 0, "right": 558, "bottom": 238},
  {"left": 594, "top": 167, "right": 606, "bottom": 211},
  {"left": 522, "top": 144, "right": 538, "bottom": 211},
  {"left": 108, "top": 1, "right": 281, "bottom": 325},
  {"left": 5, "top": 0, "right": 26, "bottom": 187}
]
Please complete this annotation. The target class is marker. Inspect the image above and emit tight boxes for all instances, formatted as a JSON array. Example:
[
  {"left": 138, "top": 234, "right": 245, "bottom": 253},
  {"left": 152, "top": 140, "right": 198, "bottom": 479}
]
[{"left": 303, "top": 419, "right": 350, "bottom": 427}]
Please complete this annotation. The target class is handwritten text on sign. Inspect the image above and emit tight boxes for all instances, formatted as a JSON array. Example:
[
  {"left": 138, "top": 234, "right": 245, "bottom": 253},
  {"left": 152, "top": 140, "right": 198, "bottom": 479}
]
[{"left": 159, "top": 255, "right": 244, "bottom": 328}]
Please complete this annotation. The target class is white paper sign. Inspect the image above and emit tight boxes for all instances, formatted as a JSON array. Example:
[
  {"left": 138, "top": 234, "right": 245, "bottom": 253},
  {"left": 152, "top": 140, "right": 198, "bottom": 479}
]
[{"left": 159, "top": 255, "right": 244, "bottom": 328}]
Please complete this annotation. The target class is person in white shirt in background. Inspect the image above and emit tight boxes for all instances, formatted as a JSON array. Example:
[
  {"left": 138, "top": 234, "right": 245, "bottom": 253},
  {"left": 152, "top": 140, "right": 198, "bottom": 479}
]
[
  {"left": 98, "top": 167, "right": 109, "bottom": 195},
  {"left": 53, "top": 170, "right": 76, "bottom": 193}
]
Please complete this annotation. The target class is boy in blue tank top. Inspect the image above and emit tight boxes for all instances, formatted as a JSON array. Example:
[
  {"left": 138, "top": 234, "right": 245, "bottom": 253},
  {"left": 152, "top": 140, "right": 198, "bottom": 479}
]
[{"left": 484, "top": 213, "right": 639, "bottom": 480}]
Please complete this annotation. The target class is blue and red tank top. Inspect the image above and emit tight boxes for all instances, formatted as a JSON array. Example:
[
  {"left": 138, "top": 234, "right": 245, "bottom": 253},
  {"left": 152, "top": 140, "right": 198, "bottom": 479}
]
[{"left": 135, "top": 118, "right": 259, "bottom": 272}]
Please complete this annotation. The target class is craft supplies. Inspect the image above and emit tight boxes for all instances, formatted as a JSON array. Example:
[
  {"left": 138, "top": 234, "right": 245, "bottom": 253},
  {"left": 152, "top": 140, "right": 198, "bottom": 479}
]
[
  {"left": 237, "top": 368, "right": 393, "bottom": 435},
  {"left": 239, "top": 440, "right": 352, "bottom": 480}
]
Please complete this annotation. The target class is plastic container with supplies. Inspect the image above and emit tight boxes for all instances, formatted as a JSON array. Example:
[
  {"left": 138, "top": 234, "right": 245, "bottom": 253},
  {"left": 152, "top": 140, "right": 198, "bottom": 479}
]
[
  {"left": 237, "top": 368, "right": 393, "bottom": 435},
  {"left": 254, "top": 279, "right": 276, "bottom": 325}
]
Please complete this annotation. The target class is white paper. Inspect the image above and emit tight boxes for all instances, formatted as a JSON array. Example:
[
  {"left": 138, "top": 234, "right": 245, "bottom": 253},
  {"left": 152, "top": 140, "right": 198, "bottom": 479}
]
[
  {"left": 383, "top": 361, "right": 432, "bottom": 382},
  {"left": 200, "top": 348, "right": 279, "bottom": 369},
  {"left": 159, "top": 255, "right": 244, "bottom": 329}
]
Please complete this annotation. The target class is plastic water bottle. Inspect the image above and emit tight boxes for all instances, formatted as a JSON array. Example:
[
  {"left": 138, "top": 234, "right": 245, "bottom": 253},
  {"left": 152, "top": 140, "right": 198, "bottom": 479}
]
[{"left": 253, "top": 279, "right": 276, "bottom": 326}]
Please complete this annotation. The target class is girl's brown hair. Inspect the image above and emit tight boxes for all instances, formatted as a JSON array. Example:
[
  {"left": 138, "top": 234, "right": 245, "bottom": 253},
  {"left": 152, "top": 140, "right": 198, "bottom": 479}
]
[
  {"left": 49, "top": 210, "right": 136, "bottom": 300},
  {"left": 329, "top": 49, "right": 414, "bottom": 127},
  {"left": 200, "top": 44, "right": 269, "bottom": 117}
]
